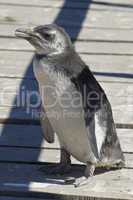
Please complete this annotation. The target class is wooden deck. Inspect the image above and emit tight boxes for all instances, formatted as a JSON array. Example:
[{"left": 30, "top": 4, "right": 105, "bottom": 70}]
[{"left": 0, "top": 0, "right": 133, "bottom": 199}]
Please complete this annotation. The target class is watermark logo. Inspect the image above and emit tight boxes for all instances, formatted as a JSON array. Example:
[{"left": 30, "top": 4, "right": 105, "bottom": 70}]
[{"left": 0, "top": 84, "right": 125, "bottom": 120}]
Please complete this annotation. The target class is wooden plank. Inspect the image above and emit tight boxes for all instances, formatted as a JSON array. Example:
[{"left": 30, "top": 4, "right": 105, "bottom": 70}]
[
  {"left": 0, "top": 147, "right": 131, "bottom": 167},
  {"left": 0, "top": 197, "right": 52, "bottom": 200},
  {"left": 0, "top": 104, "right": 132, "bottom": 125},
  {"left": 0, "top": 124, "right": 132, "bottom": 153},
  {"left": 75, "top": 41, "right": 133, "bottom": 55},
  {"left": 0, "top": 147, "right": 60, "bottom": 164},
  {"left": 1, "top": 0, "right": 133, "bottom": 12},
  {"left": 1, "top": 38, "right": 133, "bottom": 55},
  {"left": 0, "top": 77, "right": 132, "bottom": 108},
  {"left": 1, "top": 23, "right": 133, "bottom": 42},
  {"left": 0, "top": 78, "right": 38, "bottom": 107},
  {"left": 1, "top": 0, "right": 133, "bottom": 7},
  {"left": 0, "top": 106, "right": 39, "bottom": 122},
  {"left": 0, "top": 51, "right": 133, "bottom": 82},
  {"left": 0, "top": 163, "right": 133, "bottom": 200},
  {"left": 81, "top": 54, "right": 133, "bottom": 74},
  {"left": 0, "top": 77, "right": 133, "bottom": 101},
  {"left": 93, "top": 0, "right": 133, "bottom": 5},
  {"left": 0, "top": 51, "right": 34, "bottom": 78},
  {"left": 0, "top": 77, "right": 132, "bottom": 124},
  {"left": 0, "top": 124, "right": 44, "bottom": 148},
  {"left": 0, "top": 5, "right": 133, "bottom": 29}
]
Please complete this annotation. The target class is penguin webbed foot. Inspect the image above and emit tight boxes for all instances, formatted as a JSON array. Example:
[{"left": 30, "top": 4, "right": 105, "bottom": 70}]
[
  {"left": 74, "top": 176, "right": 90, "bottom": 187},
  {"left": 74, "top": 163, "right": 95, "bottom": 187}
]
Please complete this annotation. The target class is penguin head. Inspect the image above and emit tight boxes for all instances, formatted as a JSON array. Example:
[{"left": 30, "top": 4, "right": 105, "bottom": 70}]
[{"left": 15, "top": 24, "right": 73, "bottom": 56}]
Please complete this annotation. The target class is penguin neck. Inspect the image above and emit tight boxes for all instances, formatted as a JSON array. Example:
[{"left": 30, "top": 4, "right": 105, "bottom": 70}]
[{"left": 45, "top": 49, "right": 85, "bottom": 77}]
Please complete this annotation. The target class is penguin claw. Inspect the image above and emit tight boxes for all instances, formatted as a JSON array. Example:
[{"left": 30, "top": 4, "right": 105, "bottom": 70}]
[{"left": 74, "top": 177, "right": 89, "bottom": 187}]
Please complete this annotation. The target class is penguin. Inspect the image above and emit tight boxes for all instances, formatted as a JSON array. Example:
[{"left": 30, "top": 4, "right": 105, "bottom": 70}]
[{"left": 15, "top": 24, "right": 125, "bottom": 187}]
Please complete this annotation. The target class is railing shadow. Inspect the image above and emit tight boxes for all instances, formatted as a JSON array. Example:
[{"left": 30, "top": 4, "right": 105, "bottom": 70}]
[{"left": 1, "top": 0, "right": 92, "bottom": 170}]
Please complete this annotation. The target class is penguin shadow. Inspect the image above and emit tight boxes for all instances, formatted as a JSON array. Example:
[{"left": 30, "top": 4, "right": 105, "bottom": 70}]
[{"left": 37, "top": 163, "right": 119, "bottom": 185}]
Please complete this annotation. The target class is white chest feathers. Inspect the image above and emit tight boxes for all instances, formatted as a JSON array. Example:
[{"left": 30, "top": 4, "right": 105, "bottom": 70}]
[
  {"left": 95, "top": 113, "right": 106, "bottom": 155},
  {"left": 33, "top": 57, "right": 72, "bottom": 97}
]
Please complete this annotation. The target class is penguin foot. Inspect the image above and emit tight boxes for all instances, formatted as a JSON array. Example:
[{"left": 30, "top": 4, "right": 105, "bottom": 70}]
[
  {"left": 39, "top": 164, "right": 71, "bottom": 175},
  {"left": 74, "top": 163, "right": 95, "bottom": 187}
]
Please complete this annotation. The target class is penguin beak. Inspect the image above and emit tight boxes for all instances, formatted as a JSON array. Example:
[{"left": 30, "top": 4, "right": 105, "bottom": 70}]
[{"left": 15, "top": 27, "right": 35, "bottom": 39}]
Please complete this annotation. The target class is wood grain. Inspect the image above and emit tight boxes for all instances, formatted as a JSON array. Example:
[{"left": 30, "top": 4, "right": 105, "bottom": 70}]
[
  {"left": 0, "top": 51, "right": 133, "bottom": 82},
  {"left": 0, "top": 77, "right": 132, "bottom": 124},
  {"left": 1, "top": 24, "right": 133, "bottom": 42},
  {"left": 1, "top": 0, "right": 133, "bottom": 11},
  {"left": 0, "top": 5, "right": 133, "bottom": 29},
  {"left": 0, "top": 147, "right": 131, "bottom": 167},
  {"left": 0, "top": 162, "right": 132, "bottom": 200},
  {"left": 1, "top": 38, "right": 133, "bottom": 55},
  {"left": 0, "top": 124, "right": 132, "bottom": 153}
]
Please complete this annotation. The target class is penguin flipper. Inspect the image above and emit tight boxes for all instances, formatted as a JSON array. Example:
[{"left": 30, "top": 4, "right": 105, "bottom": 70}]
[
  {"left": 40, "top": 107, "right": 55, "bottom": 143},
  {"left": 71, "top": 66, "right": 125, "bottom": 166},
  {"left": 96, "top": 99, "right": 125, "bottom": 166}
]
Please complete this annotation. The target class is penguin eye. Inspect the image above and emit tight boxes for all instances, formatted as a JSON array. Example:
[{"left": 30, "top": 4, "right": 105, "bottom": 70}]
[{"left": 43, "top": 32, "right": 54, "bottom": 41}]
